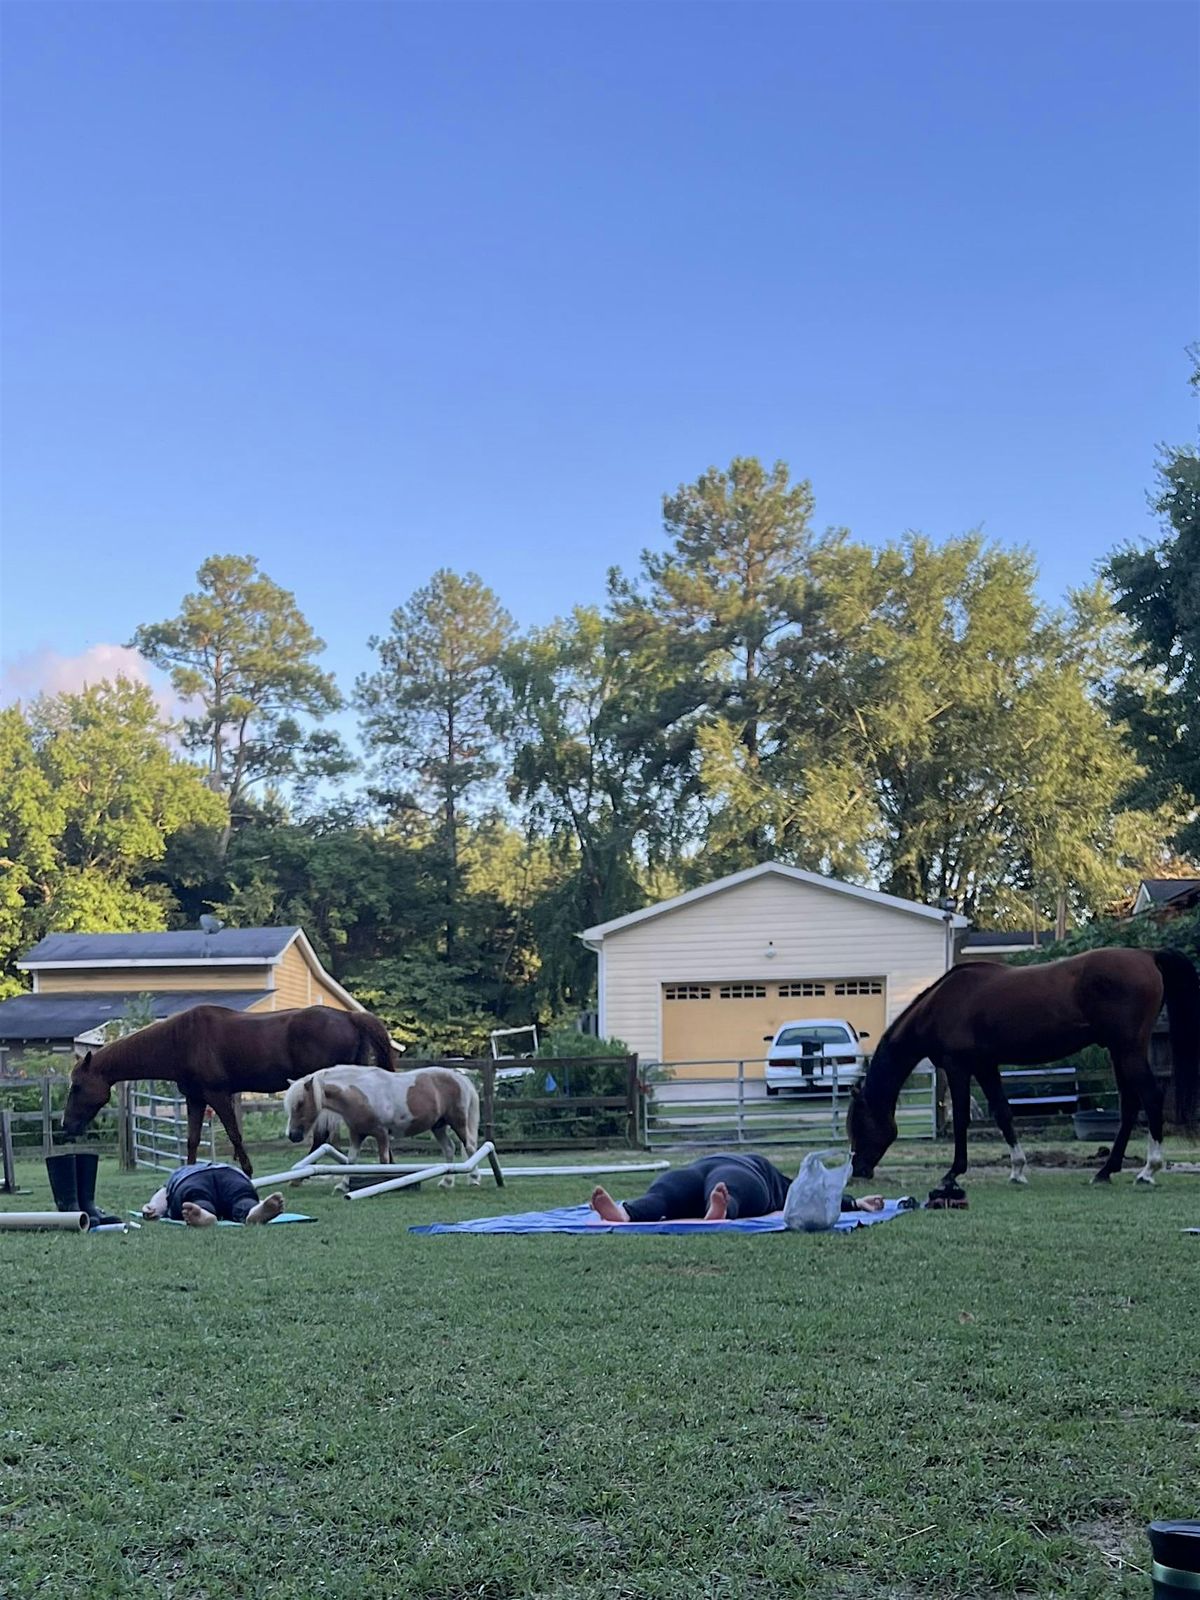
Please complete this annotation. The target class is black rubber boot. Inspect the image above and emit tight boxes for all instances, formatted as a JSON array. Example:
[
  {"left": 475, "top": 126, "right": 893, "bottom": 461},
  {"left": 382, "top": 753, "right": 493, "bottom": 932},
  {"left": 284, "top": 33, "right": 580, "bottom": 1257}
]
[
  {"left": 74, "top": 1152, "right": 120, "bottom": 1227},
  {"left": 45, "top": 1152, "right": 80, "bottom": 1212}
]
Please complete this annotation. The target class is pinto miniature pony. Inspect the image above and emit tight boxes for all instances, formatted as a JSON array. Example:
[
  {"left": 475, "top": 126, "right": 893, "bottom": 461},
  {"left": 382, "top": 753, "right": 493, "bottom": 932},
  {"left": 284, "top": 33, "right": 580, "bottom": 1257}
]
[
  {"left": 847, "top": 947, "right": 1199, "bottom": 1188},
  {"left": 62, "top": 1004, "right": 397, "bottom": 1177},
  {"left": 284, "top": 1065, "right": 482, "bottom": 1186}
]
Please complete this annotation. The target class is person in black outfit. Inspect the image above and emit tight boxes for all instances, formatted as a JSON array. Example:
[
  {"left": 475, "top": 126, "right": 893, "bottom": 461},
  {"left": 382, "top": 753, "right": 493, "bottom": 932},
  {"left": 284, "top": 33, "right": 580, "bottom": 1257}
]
[
  {"left": 589, "top": 1152, "right": 883, "bottom": 1223},
  {"left": 141, "top": 1161, "right": 285, "bottom": 1227}
]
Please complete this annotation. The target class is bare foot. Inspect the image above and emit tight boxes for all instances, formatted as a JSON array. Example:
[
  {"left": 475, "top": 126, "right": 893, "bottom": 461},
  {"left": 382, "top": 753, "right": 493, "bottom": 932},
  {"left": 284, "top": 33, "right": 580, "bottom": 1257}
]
[
  {"left": 245, "top": 1192, "right": 285, "bottom": 1225},
  {"left": 703, "top": 1181, "right": 730, "bottom": 1221},
  {"left": 181, "top": 1202, "right": 217, "bottom": 1227},
  {"left": 590, "top": 1186, "right": 630, "bottom": 1223}
]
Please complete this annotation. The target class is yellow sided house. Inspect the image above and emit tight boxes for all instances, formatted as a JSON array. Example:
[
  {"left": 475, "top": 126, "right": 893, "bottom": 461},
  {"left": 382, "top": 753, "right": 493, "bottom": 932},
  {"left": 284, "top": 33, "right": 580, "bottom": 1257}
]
[
  {"left": 0, "top": 926, "right": 359, "bottom": 1071},
  {"left": 580, "top": 862, "right": 970, "bottom": 1077}
]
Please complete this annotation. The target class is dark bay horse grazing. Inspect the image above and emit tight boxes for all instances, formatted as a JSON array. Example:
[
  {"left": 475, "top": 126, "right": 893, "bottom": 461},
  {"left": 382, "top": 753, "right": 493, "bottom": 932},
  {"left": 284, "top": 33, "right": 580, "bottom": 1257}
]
[
  {"left": 847, "top": 948, "right": 1199, "bottom": 1188},
  {"left": 62, "top": 1005, "right": 396, "bottom": 1177}
]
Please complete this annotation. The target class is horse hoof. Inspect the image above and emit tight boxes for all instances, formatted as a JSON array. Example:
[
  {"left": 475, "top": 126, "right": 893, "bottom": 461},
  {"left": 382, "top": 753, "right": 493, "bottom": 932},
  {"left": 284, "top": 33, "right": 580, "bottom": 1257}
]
[
  {"left": 1009, "top": 1171, "right": 1029, "bottom": 1185},
  {"left": 1135, "top": 1173, "right": 1156, "bottom": 1186},
  {"left": 1091, "top": 1172, "right": 1112, "bottom": 1185}
]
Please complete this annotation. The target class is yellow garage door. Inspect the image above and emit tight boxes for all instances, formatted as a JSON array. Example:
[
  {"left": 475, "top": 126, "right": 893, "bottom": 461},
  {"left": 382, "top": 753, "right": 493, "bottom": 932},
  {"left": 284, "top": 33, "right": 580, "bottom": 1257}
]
[{"left": 661, "top": 978, "right": 887, "bottom": 1079}]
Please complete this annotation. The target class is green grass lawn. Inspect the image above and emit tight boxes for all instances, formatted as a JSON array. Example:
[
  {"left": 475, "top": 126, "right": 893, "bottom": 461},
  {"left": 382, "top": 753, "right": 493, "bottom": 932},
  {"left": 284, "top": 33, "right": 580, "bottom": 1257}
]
[{"left": 1, "top": 1147, "right": 1196, "bottom": 1600}]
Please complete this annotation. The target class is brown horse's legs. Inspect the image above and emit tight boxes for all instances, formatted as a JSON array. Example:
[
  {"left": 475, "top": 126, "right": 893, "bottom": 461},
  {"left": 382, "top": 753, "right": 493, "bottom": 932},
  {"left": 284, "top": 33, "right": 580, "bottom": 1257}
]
[
  {"left": 1093, "top": 1070, "right": 1142, "bottom": 1183},
  {"left": 208, "top": 1092, "right": 253, "bottom": 1178},
  {"left": 1133, "top": 1065, "right": 1166, "bottom": 1184},
  {"left": 943, "top": 1068, "right": 972, "bottom": 1184},
  {"left": 184, "top": 1095, "right": 208, "bottom": 1165},
  {"left": 973, "top": 1063, "right": 1028, "bottom": 1184}
]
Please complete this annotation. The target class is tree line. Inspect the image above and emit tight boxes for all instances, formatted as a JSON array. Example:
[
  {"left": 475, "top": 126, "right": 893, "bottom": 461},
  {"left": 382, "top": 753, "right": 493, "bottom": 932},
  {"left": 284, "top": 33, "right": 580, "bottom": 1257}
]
[{"left": 2, "top": 414, "right": 1197, "bottom": 1053}]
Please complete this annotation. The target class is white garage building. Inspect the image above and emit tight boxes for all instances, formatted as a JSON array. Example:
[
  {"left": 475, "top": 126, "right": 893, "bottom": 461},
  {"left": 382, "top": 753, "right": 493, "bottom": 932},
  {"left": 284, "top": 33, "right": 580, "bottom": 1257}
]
[{"left": 580, "top": 862, "right": 970, "bottom": 1075}]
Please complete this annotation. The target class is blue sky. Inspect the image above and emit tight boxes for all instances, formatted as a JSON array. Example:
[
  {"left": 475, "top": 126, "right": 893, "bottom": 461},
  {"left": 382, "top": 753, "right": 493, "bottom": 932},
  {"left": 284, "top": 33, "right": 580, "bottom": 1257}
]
[{"left": 1, "top": 1, "right": 1196, "bottom": 717}]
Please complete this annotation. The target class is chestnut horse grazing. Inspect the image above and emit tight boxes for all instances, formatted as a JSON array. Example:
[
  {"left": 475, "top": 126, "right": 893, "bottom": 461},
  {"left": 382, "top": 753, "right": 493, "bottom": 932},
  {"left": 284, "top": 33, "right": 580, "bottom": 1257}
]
[
  {"left": 284, "top": 1065, "right": 482, "bottom": 1186},
  {"left": 848, "top": 947, "right": 1199, "bottom": 1188},
  {"left": 63, "top": 1005, "right": 396, "bottom": 1177}
]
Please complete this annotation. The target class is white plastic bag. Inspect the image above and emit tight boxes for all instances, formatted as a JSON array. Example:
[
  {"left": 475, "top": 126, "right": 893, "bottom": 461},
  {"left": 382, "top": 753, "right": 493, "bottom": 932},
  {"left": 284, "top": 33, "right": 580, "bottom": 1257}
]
[{"left": 783, "top": 1148, "right": 853, "bottom": 1232}]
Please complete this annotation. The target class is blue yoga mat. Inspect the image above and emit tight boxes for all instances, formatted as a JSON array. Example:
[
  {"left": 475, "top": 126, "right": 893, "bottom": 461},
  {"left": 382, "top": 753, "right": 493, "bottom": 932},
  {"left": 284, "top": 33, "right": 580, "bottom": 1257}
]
[{"left": 410, "top": 1199, "right": 910, "bottom": 1236}]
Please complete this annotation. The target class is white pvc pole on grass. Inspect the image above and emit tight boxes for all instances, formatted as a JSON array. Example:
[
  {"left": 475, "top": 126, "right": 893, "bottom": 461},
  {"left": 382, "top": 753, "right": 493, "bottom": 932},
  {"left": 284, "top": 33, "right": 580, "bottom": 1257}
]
[
  {"left": 345, "top": 1141, "right": 500, "bottom": 1200},
  {"left": 0, "top": 1210, "right": 90, "bottom": 1231}
]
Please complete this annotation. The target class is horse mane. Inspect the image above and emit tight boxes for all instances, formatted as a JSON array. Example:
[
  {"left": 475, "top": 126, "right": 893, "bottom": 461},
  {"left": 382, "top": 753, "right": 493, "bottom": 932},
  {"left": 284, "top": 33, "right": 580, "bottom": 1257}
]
[
  {"left": 86, "top": 1012, "right": 186, "bottom": 1079},
  {"left": 858, "top": 964, "right": 985, "bottom": 1113},
  {"left": 874, "top": 965, "right": 971, "bottom": 1049}
]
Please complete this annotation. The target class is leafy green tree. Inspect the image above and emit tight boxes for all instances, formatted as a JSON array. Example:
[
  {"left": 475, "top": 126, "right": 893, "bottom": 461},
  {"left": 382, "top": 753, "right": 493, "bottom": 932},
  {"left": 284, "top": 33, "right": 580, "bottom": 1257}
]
[
  {"left": 28, "top": 678, "right": 228, "bottom": 932},
  {"left": 132, "top": 555, "right": 348, "bottom": 846},
  {"left": 212, "top": 809, "right": 436, "bottom": 973},
  {"left": 348, "top": 950, "right": 493, "bottom": 1058},
  {"left": 610, "top": 457, "right": 834, "bottom": 870},
  {"left": 791, "top": 534, "right": 1178, "bottom": 924},
  {"left": 0, "top": 709, "right": 63, "bottom": 994},
  {"left": 498, "top": 605, "right": 697, "bottom": 1006},
  {"left": 1104, "top": 411, "right": 1200, "bottom": 853},
  {"left": 357, "top": 570, "right": 513, "bottom": 957},
  {"left": 0, "top": 682, "right": 227, "bottom": 987}
]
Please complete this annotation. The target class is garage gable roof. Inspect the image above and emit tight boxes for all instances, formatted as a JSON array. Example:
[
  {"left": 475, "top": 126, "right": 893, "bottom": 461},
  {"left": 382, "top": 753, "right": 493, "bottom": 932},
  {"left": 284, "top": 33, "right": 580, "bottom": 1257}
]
[{"left": 580, "top": 862, "right": 971, "bottom": 944}]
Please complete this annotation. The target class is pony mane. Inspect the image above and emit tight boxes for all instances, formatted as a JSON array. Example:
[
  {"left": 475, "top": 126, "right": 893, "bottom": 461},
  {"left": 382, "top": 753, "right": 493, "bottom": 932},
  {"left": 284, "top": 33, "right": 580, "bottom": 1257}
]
[{"left": 284, "top": 1072, "right": 323, "bottom": 1118}]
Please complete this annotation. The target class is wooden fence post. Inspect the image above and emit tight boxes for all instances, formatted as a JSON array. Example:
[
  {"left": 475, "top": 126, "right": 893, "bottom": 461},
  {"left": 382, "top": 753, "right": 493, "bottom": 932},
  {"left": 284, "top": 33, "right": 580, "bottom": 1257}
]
[
  {"left": 625, "top": 1056, "right": 641, "bottom": 1148},
  {"left": 480, "top": 1061, "right": 495, "bottom": 1144},
  {"left": 1, "top": 1108, "right": 16, "bottom": 1194},
  {"left": 116, "top": 1082, "right": 134, "bottom": 1172}
]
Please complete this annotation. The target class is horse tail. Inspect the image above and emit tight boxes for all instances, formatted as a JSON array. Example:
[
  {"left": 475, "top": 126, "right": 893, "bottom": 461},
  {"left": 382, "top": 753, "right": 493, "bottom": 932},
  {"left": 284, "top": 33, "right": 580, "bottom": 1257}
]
[
  {"left": 351, "top": 1012, "right": 396, "bottom": 1070},
  {"left": 1153, "top": 949, "right": 1199, "bottom": 1129},
  {"left": 461, "top": 1072, "right": 480, "bottom": 1152}
]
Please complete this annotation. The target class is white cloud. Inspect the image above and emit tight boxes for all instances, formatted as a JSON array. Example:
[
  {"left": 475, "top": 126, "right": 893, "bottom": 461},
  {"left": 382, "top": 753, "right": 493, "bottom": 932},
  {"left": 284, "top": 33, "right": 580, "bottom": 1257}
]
[{"left": 0, "top": 644, "right": 185, "bottom": 719}]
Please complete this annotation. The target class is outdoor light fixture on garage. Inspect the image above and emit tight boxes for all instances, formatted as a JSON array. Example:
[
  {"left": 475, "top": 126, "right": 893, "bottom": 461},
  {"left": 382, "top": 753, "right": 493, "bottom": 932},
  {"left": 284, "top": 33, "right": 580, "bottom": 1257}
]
[{"left": 764, "top": 940, "right": 777, "bottom": 960}]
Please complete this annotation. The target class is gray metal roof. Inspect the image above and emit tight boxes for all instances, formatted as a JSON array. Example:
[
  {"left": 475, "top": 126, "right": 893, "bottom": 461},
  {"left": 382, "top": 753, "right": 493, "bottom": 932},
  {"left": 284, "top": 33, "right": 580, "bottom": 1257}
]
[
  {"left": 961, "top": 930, "right": 1056, "bottom": 949},
  {"left": 0, "top": 991, "right": 264, "bottom": 1042},
  {"left": 1139, "top": 879, "right": 1200, "bottom": 906},
  {"left": 19, "top": 927, "right": 300, "bottom": 966}
]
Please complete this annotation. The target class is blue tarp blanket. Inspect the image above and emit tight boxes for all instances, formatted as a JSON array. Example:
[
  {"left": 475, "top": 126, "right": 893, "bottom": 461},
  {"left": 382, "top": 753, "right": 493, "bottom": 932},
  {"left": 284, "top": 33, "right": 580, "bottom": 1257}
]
[
  {"left": 131, "top": 1211, "right": 316, "bottom": 1227},
  {"left": 410, "top": 1199, "right": 910, "bottom": 1236}
]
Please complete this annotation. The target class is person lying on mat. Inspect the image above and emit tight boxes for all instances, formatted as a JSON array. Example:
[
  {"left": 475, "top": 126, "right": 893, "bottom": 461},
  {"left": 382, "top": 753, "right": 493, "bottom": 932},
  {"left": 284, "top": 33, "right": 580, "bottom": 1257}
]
[
  {"left": 589, "top": 1152, "right": 885, "bottom": 1223},
  {"left": 141, "top": 1161, "right": 285, "bottom": 1227}
]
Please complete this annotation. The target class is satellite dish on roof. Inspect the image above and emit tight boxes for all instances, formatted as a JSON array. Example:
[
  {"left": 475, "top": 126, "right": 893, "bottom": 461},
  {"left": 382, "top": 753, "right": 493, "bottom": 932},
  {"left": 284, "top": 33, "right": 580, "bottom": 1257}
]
[{"left": 199, "top": 915, "right": 224, "bottom": 936}]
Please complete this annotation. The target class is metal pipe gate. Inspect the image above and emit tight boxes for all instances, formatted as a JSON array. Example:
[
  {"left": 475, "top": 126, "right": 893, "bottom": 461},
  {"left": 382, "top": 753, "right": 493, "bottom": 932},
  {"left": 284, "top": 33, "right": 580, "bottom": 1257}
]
[
  {"left": 642, "top": 1056, "right": 938, "bottom": 1150},
  {"left": 124, "top": 1081, "right": 215, "bottom": 1172}
]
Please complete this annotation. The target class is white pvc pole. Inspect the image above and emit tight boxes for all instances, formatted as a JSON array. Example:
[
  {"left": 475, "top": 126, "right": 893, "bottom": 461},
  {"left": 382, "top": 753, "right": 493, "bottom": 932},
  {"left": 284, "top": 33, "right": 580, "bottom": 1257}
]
[
  {"left": 347, "top": 1161, "right": 453, "bottom": 1200},
  {"left": 253, "top": 1152, "right": 670, "bottom": 1190},
  {"left": 301, "top": 1142, "right": 350, "bottom": 1165},
  {"left": 0, "top": 1211, "right": 90, "bottom": 1231},
  {"left": 346, "top": 1141, "right": 500, "bottom": 1201},
  {"left": 253, "top": 1159, "right": 439, "bottom": 1188},
  {"left": 497, "top": 1161, "right": 669, "bottom": 1177}
]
